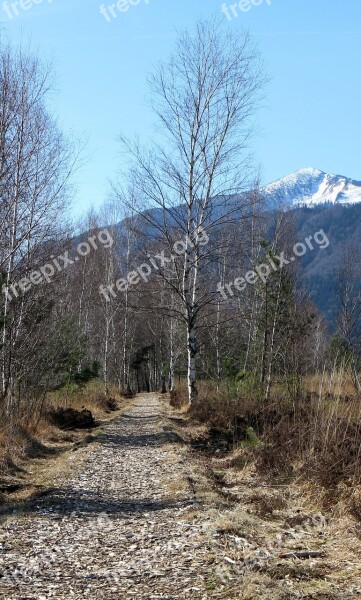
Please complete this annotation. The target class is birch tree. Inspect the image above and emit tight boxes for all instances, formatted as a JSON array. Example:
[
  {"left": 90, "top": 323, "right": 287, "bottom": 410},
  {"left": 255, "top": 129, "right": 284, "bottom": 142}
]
[
  {"left": 0, "top": 42, "right": 77, "bottom": 417},
  {"left": 117, "top": 20, "right": 266, "bottom": 403}
]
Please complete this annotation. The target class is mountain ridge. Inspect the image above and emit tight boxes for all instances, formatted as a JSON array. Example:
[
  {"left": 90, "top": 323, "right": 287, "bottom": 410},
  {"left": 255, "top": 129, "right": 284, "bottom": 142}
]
[{"left": 263, "top": 167, "right": 361, "bottom": 208}]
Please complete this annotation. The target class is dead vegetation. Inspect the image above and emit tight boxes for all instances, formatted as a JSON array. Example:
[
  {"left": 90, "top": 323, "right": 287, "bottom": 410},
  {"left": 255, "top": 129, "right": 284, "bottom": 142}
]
[
  {"left": 164, "top": 374, "right": 361, "bottom": 597},
  {"left": 48, "top": 407, "right": 96, "bottom": 430},
  {"left": 0, "top": 381, "right": 130, "bottom": 500},
  {"left": 185, "top": 374, "right": 361, "bottom": 494}
]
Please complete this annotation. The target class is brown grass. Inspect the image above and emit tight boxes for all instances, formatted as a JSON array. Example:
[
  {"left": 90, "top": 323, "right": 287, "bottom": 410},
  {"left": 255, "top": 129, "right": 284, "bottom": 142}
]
[
  {"left": 46, "top": 380, "right": 123, "bottom": 417},
  {"left": 0, "top": 380, "right": 128, "bottom": 480},
  {"left": 169, "top": 398, "right": 361, "bottom": 599},
  {"left": 181, "top": 370, "right": 361, "bottom": 514},
  {"left": 169, "top": 379, "right": 189, "bottom": 409}
]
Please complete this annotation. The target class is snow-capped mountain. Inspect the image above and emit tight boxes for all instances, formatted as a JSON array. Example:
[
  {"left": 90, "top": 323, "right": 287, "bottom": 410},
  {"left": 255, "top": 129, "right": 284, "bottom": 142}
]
[{"left": 263, "top": 167, "right": 361, "bottom": 207}]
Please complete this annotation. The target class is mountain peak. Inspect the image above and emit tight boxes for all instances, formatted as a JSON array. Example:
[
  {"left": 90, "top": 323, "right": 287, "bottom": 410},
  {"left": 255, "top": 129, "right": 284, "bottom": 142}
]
[
  {"left": 294, "top": 167, "right": 325, "bottom": 177},
  {"left": 263, "top": 168, "right": 361, "bottom": 207}
]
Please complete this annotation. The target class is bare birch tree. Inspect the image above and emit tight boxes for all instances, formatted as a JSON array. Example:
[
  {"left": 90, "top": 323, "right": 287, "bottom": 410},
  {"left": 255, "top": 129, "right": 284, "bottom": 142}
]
[
  {"left": 116, "top": 19, "right": 266, "bottom": 403},
  {"left": 0, "top": 42, "right": 77, "bottom": 416}
]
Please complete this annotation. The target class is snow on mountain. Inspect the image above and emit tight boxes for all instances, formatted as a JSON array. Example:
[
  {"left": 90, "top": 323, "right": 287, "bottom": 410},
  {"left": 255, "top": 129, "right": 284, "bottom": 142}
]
[{"left": 263, "top": 168, "right": 361, "bottom": 207}]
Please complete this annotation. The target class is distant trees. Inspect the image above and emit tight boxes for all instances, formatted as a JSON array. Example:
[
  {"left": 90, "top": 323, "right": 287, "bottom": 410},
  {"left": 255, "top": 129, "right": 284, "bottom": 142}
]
[{"left": 335, "top": 245, "right": 361, "bottom": 395}]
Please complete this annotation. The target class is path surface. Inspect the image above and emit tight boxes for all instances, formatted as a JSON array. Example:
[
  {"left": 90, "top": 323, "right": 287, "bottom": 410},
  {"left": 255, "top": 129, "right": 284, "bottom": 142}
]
[{"left": 0, "top": 394, "right": 218, "bottom": 599}]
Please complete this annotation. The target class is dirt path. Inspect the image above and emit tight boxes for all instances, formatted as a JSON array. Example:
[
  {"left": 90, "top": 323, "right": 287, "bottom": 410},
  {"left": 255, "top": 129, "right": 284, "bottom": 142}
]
[{"left": 0, "top": 394, "right": 222, "bottom": 599}]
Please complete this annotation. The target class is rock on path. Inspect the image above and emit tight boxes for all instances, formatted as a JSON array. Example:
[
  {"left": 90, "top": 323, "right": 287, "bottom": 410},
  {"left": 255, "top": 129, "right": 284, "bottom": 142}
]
[{"left": 0, "top": 394, "right": 219, "bottom": 599}]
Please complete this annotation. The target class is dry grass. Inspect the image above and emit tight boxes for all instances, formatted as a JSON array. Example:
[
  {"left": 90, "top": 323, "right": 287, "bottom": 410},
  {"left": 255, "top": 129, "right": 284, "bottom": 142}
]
[
  {"left": 0, "top": 380, "right": 128, "bottom": 483},
  {"left": 209, "top": 467, "right": 361, "bottom": 598},
  {"left": 186, "top": 445, "right": 361, "bottom": 598},
  {"left": 169, "top": 380, "right": 189, "bottom": 409},
  {"left": 46, "top": 380, "right": 123, "bottom": 419},
  {"left": 163, "top": 372, "right": 361, "bottom": 595},
  {"left": 163, "top": 390, "right": 361, "bottom": 598},
  {"left": 305, "top": 369, "right": 357, "bottom": 400},
  {"left": 178, "top": 371, "right": 361, "bottom": 513}
]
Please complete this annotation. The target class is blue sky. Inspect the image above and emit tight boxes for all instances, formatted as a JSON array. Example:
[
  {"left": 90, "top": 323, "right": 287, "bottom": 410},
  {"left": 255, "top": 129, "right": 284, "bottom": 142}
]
[{"left": 4, "top": 0, "right": 361, "bottom": 216}]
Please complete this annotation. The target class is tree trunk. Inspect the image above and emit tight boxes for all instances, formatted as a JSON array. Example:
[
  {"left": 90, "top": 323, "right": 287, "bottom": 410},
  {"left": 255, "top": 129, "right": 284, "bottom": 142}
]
[
  {"left": 169, "top": 316, "right": 175, "bottom": 392},
  {"left": 187, "top": 320, "right": 198, "bottom": 404}
]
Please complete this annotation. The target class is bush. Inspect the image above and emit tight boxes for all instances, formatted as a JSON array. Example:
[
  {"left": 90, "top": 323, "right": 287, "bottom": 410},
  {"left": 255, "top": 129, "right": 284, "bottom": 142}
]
[
  {"left": 48, "top": 407, "right": 95, "bottom": 430},
  {"left": 170, "top": 389, "right": 185, "bottom": 408}
]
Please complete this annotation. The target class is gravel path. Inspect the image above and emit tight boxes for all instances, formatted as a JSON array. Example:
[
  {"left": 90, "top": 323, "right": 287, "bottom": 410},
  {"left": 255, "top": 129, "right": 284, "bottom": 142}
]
[{"left": 0, "top": 394, "right": 219, "bottom": 599}]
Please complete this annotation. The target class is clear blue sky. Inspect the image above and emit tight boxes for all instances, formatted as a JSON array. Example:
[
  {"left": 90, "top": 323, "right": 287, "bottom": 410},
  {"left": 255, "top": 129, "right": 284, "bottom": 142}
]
[{"left": 4, "top": 0, "right": 361, "bottom": 216}]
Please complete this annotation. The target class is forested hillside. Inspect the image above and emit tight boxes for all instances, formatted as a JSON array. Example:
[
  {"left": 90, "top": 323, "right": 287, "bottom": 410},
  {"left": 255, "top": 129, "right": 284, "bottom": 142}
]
[{"left": 285, "top": 203, "right": 361, "bottom": 325}]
